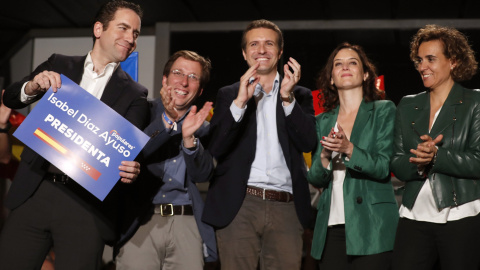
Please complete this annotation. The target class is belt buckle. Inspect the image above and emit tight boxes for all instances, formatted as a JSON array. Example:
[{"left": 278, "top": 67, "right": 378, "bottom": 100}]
[
  {"left": 262, "top": 188, "right": 266, "bottom": 200},
  {"left": 160, "top": 204, "right": 174, "bottom": 217}
]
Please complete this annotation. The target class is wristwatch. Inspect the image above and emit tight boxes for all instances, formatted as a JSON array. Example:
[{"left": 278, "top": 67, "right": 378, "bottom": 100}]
[
  {"left": 0, "top": 121, "right": 11, "bottom": 133},
  {"left": 281, "top": 92, "right": 295, "bottom": 103}
]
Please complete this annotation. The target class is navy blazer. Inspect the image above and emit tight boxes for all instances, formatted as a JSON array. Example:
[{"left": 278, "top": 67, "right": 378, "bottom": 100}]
[
  {"left": 202, "top": 79, "right": 317, "bottom": 228},
  {"left": 116, "top": 99, "right": 217, "bottom": 262},
  {"left": 3, "top": 53, "right": 149, "bottom": 243}
]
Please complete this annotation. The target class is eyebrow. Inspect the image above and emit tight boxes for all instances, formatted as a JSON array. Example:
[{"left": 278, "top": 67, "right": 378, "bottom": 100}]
[
  {"left": 118, "top": 22, "right": 141, "bottom": 35},
  {"left": 334, "top": 57, "right": 359, "bottom": 61}
]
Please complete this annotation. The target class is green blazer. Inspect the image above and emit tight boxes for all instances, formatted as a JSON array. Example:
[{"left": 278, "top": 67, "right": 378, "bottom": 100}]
[
  {"left": 308, "top": 99, "right": 399, "bottom": 259},
  {"left": 391, "top": 83, "right": 480, "bottom": 210}
]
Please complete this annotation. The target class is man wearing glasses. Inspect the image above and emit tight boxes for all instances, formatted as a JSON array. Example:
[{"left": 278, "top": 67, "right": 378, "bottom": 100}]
[{"left": 115, "top": 50, "right": 217, "bottom": 269}]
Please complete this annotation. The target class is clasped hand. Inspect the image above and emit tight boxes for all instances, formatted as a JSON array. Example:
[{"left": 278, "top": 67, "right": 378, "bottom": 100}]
[
  {"left": 320, "top": 124, "right": 353, "bottom": 159},
  {"left": 409, "top": 134, "right": 443, "bottom": 166}
]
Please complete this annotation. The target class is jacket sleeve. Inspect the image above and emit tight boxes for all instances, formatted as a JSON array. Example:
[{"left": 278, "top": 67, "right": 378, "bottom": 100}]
[
  {"left": 184, "top": 137, "right": 214, "bottom": 184},
  {"left": 430, "top": 96, "right": 480, "bottom": 179},
  {"left": 4, "top": 54, "right": 56, "bottom": 109},
  {"left": 286, "top": 87, "right": 317, "bottom": 152},
  {"left": 344, "top": 101, "right": 396, "bottom": 181},
  {"left": 390, "top": 98, "right": 428, "bottom": 181}
]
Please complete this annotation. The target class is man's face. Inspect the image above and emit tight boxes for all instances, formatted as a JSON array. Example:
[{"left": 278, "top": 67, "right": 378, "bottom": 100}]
[
  {"left": 242, "top": 28, "right": 283, "bottom": 76},
  {"left": 94, "top": 8, "right": 141, "bottom": 63},
  {"left": 163, "top": 57, "right": 203, "bottom": 112}
]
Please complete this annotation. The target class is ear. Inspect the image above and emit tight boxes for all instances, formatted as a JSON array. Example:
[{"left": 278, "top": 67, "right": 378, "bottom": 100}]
[
  {"left": 330, "top": 77, "right": 334, "bottom": 85},
  {"left": 242, "top": 50, "right": 247, "bottom": 61},
  {"left": 364, "top": 72, "right": 369, "bottom": 81},
  {"left": 93, "top": 22, "right": 103, "bottom": 39},
  {"left": 278, "top": 49, "right": 283, "bottom": 58},
  {"left": 162, "top": 75, "right": 167, "bottom": 86},
  {"left": 450, "top": 59, "right": 457, "bottom": 70},
  {"left": 199, "top": 88, "right": 204, "bottom": 96}
]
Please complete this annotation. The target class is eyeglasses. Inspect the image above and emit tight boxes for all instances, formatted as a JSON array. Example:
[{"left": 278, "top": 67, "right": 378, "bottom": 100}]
[{"left": 171, "top": 69, "right": 200, "bottom": 83}]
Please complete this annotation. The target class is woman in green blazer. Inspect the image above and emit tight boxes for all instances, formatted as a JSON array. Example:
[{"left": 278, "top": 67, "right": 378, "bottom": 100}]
[
  {"left": 391, "top": 25, "right": 480, "bottom": 270},
  {"left": 308, "top": 42, "right": 398, "bottom": 270}
]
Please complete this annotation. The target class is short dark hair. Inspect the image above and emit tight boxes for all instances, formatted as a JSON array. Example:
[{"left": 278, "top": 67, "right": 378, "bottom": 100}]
[
  {"left": 410, "top": 24, "right": 478, "bottom": 82},
  {"left": 163, "top": 50, "right": 212, "bottom": 90},
  {"left": 241, "top": 19, "right": 284, "bottom": 52},
  {"left": 92, "top": 0, "right": 143, "bottom": 43},
  {"left": 317, "top": 42, "right": 383, "bottom": 112}
]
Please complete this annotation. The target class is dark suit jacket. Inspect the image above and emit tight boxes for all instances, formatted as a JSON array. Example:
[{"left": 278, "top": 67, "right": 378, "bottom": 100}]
[
  {"left": 3, "top": 53, "right": 149, "bottom": 243},
  {"left": 116, "top": 99, "right": 217, "bottom": 262},
  {"left": 202, "top": 79, "right": 317, "bottom": 228}
]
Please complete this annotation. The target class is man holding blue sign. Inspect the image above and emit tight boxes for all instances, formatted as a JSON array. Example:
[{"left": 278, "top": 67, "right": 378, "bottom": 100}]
[
  {"left": 115, "top": 50, "right": 217, "bottom": 269},
  {"left": 0, "top": 1, "right": 149, "bottom": 269}
]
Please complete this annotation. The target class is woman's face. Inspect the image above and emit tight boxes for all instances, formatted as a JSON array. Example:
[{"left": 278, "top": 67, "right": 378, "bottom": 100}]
[
  {"left": 415, "top": 40, "right": 455, "bottom": 90},
  {"left": 330, "top": 48, "right": 368, "bottom": 91}
]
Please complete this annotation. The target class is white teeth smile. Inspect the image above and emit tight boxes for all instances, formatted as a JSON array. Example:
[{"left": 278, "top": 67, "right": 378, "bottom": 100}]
[
  {"left": 423, "top": 74, "right": 432, "bottom": 78},
  {"left": 175, "top": 90, "right": 187, "bottom": 96},
  {"left": 257, "top": 58, "right": 268, "bottom": 61}
]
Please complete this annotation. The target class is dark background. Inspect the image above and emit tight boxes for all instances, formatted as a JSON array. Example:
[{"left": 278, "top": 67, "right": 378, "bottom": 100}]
[{"left": 2, "top": 0, "right": 480, "bottom": 105}]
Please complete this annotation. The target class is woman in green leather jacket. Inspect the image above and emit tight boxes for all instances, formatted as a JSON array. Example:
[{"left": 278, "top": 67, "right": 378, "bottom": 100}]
[
  {"left": 391, "top": 25, "right": 480, "bottom": 270},
  {"left": 308, "top": 42, "right": 398, "bottom": 270}
]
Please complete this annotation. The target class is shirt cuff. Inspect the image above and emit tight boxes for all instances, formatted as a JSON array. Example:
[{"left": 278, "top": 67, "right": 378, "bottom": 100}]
[
  {"left": 20, "top": 81, "right": 38, "bottom": 103},
  {"left": 182, "top": 140, "right": 198, "bottom": 155},
  {"left": 230, "top": 101, "right": 246, "bottom": 122},
  {"left": 282, "top": 99, "right": 295, "bottom": 116}
]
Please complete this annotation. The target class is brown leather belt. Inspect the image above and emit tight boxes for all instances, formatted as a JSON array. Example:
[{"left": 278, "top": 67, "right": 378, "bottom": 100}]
[
  {"left": 154, "top": 204, "right": 193, "bottom": 216},
  {"left": 44, "top": 173, "right": 71, "bottom": 184},
  {"left": 246, "top": 186, "right": 293, "bottom": 203}
]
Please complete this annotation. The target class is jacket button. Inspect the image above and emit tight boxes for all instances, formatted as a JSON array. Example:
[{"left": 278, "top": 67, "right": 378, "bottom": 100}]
[
  {"left": 356, "top": 196, "right": 363, "bottom": 204},
  {"left": 415, "top": 106, "right": 418, "bottom": 110}
]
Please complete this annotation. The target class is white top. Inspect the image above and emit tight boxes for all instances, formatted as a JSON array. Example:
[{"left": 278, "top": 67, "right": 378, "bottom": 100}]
[
  {"left": 328, "top": 123, "right": 347, "bottom": 226},
  {"left": 399, "top": 107, "right": 480, "bottom": 223}
]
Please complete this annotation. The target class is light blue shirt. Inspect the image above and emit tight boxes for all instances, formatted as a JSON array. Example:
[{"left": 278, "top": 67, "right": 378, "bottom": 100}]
[{"left": 230, "top": 73, "right": 295, "bottom": 193}]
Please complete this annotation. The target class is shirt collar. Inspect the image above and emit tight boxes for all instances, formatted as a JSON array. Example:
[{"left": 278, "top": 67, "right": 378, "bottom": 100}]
[
  {"left": 84, "top": 51, "right": 120, "bottom": 76},
  {"left": 254, "top": 72, "right": 280, "bottom": 97}
]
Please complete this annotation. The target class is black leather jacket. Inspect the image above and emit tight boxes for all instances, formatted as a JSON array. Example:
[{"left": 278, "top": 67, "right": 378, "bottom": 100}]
[{"left": 391, "top": 83, "right": 480, "bottom": 210}]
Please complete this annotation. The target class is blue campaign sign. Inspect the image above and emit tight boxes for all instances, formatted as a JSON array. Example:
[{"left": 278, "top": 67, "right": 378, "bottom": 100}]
[
  {"left": 120, "top": 51, "right": 138, "bottom": 82},
  {"left": 14, "top": 74, "right": 150, "bottom": 201}
]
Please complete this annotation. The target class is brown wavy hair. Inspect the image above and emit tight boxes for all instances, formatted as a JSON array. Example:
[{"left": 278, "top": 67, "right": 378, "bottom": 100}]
[
  {"left": 410, "top": 24, "right": 478, "bottom": 82},
  {"left": 316, "top": 42, "right": 383, "bottom": 112}
]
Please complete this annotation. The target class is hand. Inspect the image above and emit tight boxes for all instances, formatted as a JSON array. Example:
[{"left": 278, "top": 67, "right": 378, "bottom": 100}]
[
  {"left": 409, "top": 134, "right": 443, "bottom": 165},
  {"left": 234, "top": 62, "right": 260, "bottom": 109},
  {"left": 320, "top": 127, "right": 335, "bottom": 160},
  {"left": 118, "top": 161, "right": 140, "bottom": 184},
  {"left": 160, "top": 85, "right": 178, "bottom": 124},
  {"left": 182, "top": 101, "right": 213, "bottom": 148},
  {"left": 279, "top": 57, "right": 301, "bottom": 102},
  {"left": 26, "top": 71, "right": 61, "bottom": 95},
  {"left": 320, "top": 124, "right": 354, "bottom": 158},
  {"left": 0, "top": 90, "right": 12, "bottom": 129}
]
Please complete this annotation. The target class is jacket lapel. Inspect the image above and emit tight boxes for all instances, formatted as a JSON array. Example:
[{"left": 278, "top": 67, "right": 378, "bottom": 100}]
[
  {"left": 350, "top": 100, "right": 373, "bottom": 145},
  {"left": 409, "top": 93, "right": 430, "bottom": 138},
  {"left": 429, "top": 83, "right": 463, "bottom": 138},
  {"left": 321, "top": 106, "right": 339, "bottom": 138},
  {"left": 101, "top": 66, "right": 127, "bottom": 107},
  {"left": 63, "top": 56, "right": 86, "bottom": 84},
  {"left": 275, "top": 77, "right": 290, "bottom": 164}
]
